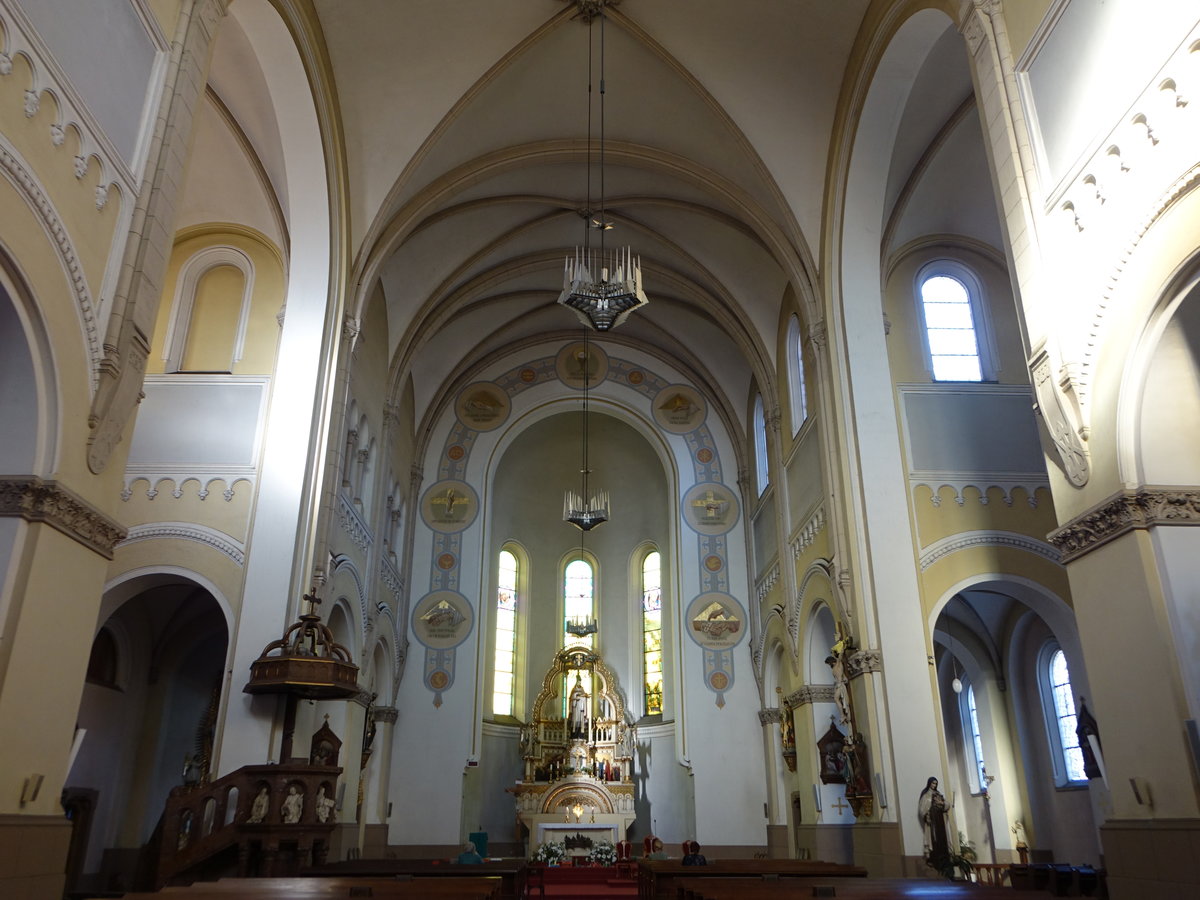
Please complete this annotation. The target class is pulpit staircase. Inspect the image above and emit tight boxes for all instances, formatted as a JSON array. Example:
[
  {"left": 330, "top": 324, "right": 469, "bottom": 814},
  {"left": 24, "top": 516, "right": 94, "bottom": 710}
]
[{"left": 155, "top": 762, "right": 340, "bottom": 887}]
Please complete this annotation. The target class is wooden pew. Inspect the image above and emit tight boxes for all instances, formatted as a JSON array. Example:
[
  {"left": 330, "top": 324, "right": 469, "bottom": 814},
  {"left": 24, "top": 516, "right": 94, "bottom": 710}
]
[
  {"left": 672, "top": 875, "right": 1020, "bottom": 899},
  {"left": 636, "top": 859, "right": 867, "bottom": 900},
  {"left": 88, "top": 875, "right": 502, "bottom": 899}
]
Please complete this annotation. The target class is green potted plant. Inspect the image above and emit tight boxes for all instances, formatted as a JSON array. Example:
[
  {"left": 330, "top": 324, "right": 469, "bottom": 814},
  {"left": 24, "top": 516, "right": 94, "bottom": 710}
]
[{"left": 939, "top": 832, "right": 977, "bottom": 881}]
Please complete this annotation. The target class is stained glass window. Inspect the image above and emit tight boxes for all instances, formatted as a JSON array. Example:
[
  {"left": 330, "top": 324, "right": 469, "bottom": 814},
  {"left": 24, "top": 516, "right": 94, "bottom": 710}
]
[
  {"left": 642, "top": 551, "right": 663, "bottom": 715},
  {"left": 492, "top": 549, "right": 518, "bottom": 716}
]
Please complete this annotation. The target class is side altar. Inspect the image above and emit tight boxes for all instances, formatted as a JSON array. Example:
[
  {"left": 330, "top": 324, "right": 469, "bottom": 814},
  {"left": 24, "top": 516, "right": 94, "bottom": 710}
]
[{"left": 510, "top": 646, "right": 637, "bottom": 855}]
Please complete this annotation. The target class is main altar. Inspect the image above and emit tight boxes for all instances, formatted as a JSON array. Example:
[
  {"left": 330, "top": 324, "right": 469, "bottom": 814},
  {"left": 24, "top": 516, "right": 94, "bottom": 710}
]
[{"left": 510, "top": 646, "right": 637, "bottom": 855}]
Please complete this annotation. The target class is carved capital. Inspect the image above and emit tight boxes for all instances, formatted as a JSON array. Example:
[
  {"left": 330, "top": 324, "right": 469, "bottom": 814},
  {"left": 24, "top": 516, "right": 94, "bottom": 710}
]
[
  {"left": 352, "top": 688, "right": 377, "bottom": 709},
  {"left": 845, "top": 649, "right": 882, "bottom": 679},
  {"left": 373, "top": 706, "right": 399, "bottom": 724},
  {"left": 342, "top": 314, "right": 361, "bottom": 343},
  {"left": 1049, "top": 486, "right": 1200, "bottom": 562},
  {"left": 0, "top": 477, "right": 126, "bottom": 559},
  {"left": 785, "top": 684, "right": 835, "bottom": 708},
  {"left": 758, "top": 707, "right": 783, "bottom": 726}
]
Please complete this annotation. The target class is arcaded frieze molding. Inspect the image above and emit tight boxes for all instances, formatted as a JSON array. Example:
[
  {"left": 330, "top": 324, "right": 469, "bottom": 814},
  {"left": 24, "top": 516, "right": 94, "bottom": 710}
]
[
  {"left": 757, "top": 708, "right": 783, "bottom": 725},
  {"left": 913, "top": 478, "right": 1047, "bottom": 508},
  {"left": 1049, "top": 486, "right": 1200, "bottom": 563},
  {"left": 790, "top": 505, "right": 826, "bottom": 558},
  {"left": 121, "top": 474, "right": 253, "bottom": 502},
  {"left": 754, "top": 562, "right": 780, "bottom": 602},
  {"left": 337, "top": 492, "right": 373, "bottom": 552},
  {"left": 0, "top": 476, "right": 126, "bottom": 559},
  {"left": 381, "top": 555, "right": 405, "bottom": 602},
  {"left": 919, "top": 529, "right": 1061, "bottom": 571},
  {"left": 372, "top": 706, "right": 398, "bottom": 724},
  {"left": 0, "top": 0, "right": 139, "bottom": 197},
  {"left": 0, "top": 140, "right": 101, "bottom": 385},
  {"left": 117, "top": 522, "right": 244, "bottom": 565},
  {"left": 784, "top": 684, "right": 835, "bottom": 708},
  {"left": 845, "top": 649, "right": 882, "bottom": 680}
]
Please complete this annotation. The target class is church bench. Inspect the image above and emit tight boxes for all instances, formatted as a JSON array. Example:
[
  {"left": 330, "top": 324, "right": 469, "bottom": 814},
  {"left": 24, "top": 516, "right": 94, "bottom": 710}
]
[
  {"left": 671, "top": 875, "right": 1021, "bottom": 899},
  {"left": 103, "top": 875, "right": 503, "bottom": 899},
  {"left": 636, "top": 859, "right": 868, "bottom": 900}
]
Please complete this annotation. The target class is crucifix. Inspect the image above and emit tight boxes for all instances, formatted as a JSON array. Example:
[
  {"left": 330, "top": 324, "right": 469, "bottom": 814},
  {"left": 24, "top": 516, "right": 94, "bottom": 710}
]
[{"left": 831, "top": 796, "right": 850, "bottom": 815}]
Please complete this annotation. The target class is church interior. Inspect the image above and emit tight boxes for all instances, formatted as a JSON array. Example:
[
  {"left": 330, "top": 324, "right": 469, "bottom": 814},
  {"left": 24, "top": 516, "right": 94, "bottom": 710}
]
[{"left": 1, "top": 1, "right": 1199, "bottom": 898}]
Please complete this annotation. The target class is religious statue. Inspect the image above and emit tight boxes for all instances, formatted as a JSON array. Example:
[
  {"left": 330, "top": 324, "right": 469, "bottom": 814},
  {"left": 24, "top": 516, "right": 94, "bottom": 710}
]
[
  {"left": 281, "top": 785, "right": 304, "bottom": 824},
  {"left": 918, "top": 776, "right": 950, "bottom": 871},
  {"left": 247, "top": 786, "right": 270, "bottom": 823},
  {"left": 569, "top": 674, "right": 590, "bottom": 739},
  {"left": 316, "top": 785, "right": 336, "bottom": 823},
  {"left": 1075, "top": 698, "right": 1104, "bottom": 780},
  {"left": 618, "top": 724, "right": 636, "bottom": 758},
  {"left": 826, "top": 649, "right": 852, "bottom": 727},
  {"left": 520, "top": 722, "right": 534, "bottom": 757}
]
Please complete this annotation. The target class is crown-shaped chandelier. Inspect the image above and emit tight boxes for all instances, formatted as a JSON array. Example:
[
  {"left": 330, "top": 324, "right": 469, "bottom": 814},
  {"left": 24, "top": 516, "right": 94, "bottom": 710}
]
[
  {"left": 557, "top": 2, "right": 648, "bottom": 332},
  {"left": 563, "top": 334, "right": 609, "bottom": 531}
]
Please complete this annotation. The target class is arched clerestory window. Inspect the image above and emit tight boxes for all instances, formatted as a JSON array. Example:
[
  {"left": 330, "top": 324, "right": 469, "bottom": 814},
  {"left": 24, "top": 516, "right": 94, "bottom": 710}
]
[
  {"left": 786, "top": 315, "right": 809, "bottom": 434},
  {"left": 753, "top": 393, "right": 769, "bottom": 495},
  {"left": 916, "top": 262, "right": 994, "bottom": 382}
]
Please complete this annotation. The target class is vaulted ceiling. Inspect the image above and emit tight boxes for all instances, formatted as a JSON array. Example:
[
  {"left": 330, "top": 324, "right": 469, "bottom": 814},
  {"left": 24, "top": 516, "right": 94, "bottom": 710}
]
[{"left": 205, "top": 0, "right": 989, "bottom": 434}]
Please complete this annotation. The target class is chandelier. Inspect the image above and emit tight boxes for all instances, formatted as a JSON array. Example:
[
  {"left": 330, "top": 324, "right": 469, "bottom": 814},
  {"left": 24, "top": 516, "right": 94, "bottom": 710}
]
[
  {"left": 563, "top": 337, "right": 609, "bottom": 531},
  {"left": 557, "top": 3, "right": 648, "bottom": 332}
]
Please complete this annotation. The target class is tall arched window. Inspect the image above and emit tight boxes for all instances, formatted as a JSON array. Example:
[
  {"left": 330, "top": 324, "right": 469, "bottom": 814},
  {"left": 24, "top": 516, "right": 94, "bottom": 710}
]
[
  {"left": 964, "top": 683, "right": 987, "bottom": 792},
  {"left": 1039, "top": 644, "right": 1087, "bottom": 784},
  {"left": 564, "top": 558, "right": 595, "bottom": 649},
  {"left": 786, "top": 315, "right": 809, "bottom": 434},
  {"left": 563, "top": 557, "right": 596, "bottom": 719},
  {"left": 641, "top": 550, "right": 663, "bottom": 716},
  {"left": 753, "top": 393, "right": 769, "bottom": 495},
  {"left": 492, "top": 548, "right": 520, "bottom": 716},
  {"left": 917, "top": 262, "right": 992, "bottom": 382}
]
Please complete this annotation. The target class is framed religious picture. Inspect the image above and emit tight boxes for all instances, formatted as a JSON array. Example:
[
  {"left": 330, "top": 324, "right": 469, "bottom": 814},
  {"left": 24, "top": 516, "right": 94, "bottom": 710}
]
[{"left": 817, "top": 718, "right": 847, "bottom": 785}]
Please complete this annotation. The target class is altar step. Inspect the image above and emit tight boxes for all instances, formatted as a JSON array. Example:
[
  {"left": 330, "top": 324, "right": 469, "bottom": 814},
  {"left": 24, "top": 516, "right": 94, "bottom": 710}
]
[
  {"left": 535, "top": 867, "right": 638, "bottom": 899},
  {"left": 540, "top": 881, "right": 638, "bottom": 899}
]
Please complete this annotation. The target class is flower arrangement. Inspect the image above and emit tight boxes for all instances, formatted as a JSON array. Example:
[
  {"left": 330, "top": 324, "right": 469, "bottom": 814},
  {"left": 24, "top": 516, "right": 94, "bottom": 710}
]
[
  {"left": 534, "top": 841, "right": 567, "bottom": 865},
  {"left": 588, "top": 840, "right": 617, "bottom": 867}
]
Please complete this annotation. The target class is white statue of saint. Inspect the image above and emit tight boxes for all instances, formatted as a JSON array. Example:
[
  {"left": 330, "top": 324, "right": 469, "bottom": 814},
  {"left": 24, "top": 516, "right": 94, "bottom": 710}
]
[
  {"left": 316, "top": 785, "right": 335, "bottom": 823},
  {"left": 247, "top": 786, "right": 270, "bottom": 824},
  {"left": 281, "top": 785, "right": 304, "bottom": 824}
]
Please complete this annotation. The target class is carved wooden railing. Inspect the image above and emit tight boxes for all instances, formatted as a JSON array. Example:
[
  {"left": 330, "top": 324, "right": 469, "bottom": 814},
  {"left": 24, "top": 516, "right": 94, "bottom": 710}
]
[{"left": 157, "top": 763, "right": 341, "bottom": 887}]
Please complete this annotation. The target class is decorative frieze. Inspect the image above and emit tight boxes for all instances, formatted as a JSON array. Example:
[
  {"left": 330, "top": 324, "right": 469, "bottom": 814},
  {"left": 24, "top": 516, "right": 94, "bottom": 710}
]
[
  {"left": 754, "top": 563, "right": 780, "bottom": 602},
  {"left": 1049, "top": 486, "right": 1200, "bottom": 563},
  {"left": 790, "top": 505, "right": 826, "bottom": 558},
  {"left": 757, "top": 707, "right": 783, "bottom": 726},
  {"left": 337, "top": 492, "right": 373, "bottom": 552},
  {"left": 919, "top": 530, "right": 1061, "bottom": 571},
  {"left": 117, "top": 522, "right": 244, "bottom": 566},
  {"left": 784, "top": 684, "right": 835, "bottom": 708},
  {"left": 381, "top": 555, "right": 405, "bottom": 602},
  {"left": 0, "top": 476, "right": 126, "bottom": 559}
]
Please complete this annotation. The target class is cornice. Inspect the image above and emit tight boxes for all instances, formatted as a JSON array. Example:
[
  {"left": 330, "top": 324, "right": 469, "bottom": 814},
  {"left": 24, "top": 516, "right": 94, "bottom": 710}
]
[
  {"left": 0, "top": 476, "right": 126, "bottom": 559},
  {"left": 1049, "top": 486, "right": 1200, "bottom": 563}
]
